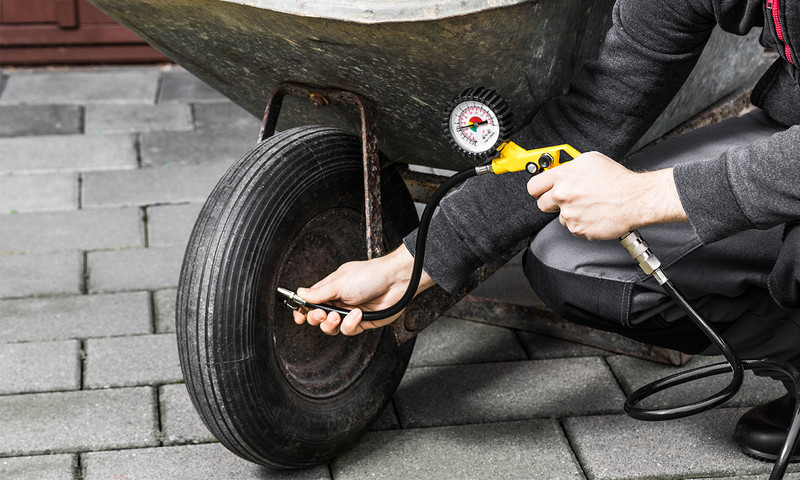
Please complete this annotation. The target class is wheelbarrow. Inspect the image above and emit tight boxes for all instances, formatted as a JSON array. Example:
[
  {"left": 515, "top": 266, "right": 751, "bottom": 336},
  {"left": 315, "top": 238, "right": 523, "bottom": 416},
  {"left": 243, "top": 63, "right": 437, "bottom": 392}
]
[{"left": 87, "top": 0, "right": 765, "bottom": 468}]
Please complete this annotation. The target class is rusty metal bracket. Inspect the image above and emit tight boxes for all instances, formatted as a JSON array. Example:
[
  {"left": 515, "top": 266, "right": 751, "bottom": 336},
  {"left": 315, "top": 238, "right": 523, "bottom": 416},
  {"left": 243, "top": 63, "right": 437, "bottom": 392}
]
[
  {"left": 259, "top": 83, "right": 384, "bottom": 259},
  {"left": 391, "top": 240, "right": 527, "bottom": 345}
]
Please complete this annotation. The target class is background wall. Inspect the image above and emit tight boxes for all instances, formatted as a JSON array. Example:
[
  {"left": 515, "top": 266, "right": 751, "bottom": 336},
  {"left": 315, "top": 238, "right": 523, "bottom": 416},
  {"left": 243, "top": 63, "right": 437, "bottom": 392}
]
[{"left": 0, "top": 0, "right": 167, "bottom": 65}]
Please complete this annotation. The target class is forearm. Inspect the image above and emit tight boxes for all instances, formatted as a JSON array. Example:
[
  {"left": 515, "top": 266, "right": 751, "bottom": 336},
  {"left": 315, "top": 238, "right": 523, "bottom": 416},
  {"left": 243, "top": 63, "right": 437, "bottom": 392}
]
[
  {"left": 632, "top": 168, "right": 688, "bottom": 228},
  {"left": 385, "top": 244, "right": 436, "bottom": 294},
  {"left": 404, "top": 170, "right": 556, "bottom": 293}
]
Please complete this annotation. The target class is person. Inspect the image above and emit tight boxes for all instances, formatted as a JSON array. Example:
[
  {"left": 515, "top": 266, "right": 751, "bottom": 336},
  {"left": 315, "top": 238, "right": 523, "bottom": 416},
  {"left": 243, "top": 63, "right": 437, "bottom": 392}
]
[{"left": 294, "top": 0, "right": 800, "bottom": 463}]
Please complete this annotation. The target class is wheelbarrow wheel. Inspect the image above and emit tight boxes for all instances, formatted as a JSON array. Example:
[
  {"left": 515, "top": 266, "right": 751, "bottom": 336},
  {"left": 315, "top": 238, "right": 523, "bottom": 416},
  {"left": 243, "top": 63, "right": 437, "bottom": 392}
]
[{"left": 176, "top": 126, "right": 418, "bottom": 468}]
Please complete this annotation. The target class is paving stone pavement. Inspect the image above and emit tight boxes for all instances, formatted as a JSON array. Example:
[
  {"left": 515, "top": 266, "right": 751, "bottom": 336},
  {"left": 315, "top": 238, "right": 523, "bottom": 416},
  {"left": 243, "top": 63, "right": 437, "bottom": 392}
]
[{"left": 1, "top": 64, "right": 798, "bottom": 480}]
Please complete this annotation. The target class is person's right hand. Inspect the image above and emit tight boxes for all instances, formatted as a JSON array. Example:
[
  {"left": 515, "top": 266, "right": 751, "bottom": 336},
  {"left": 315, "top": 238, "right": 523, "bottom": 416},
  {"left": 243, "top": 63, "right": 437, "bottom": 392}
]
[
  {"left": 293, "top": 245, "right": 435, "bottom": 336},
  {"left": 527, "top": 151, "right": 686, "bottom": 240}
]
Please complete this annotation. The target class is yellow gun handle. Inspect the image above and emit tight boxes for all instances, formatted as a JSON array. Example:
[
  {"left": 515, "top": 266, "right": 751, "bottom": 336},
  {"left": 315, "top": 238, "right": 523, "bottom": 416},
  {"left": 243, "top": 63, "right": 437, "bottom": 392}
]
[{"left": 489, "top": 142, "right": 582, "bottom": 175}]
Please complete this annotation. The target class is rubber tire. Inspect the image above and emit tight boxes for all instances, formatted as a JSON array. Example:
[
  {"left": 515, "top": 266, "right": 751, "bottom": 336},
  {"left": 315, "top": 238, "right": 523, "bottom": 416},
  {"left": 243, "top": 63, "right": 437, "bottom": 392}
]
[{"left": 177, "top": 126, "right": 418, "bottom": 468}]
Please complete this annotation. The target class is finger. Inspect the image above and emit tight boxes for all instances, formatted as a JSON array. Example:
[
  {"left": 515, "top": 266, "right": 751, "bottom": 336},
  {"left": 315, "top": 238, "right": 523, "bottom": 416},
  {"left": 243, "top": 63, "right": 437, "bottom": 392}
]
[
  {"left": 558, "top": 216, "right": 585, "bottom": 239},
  {"left": 527, "top": 169, "right": 556, "bottom": 198},
  {"left": 536, "top": 191, "right": 560, "bottom": 213},
  {"left": 360, "top": 313, "right": 400, "bottom": 332},
  {"left": 292, "top": 310, "right": 306, "bottom": 325},
  {"left": 340, "top": 309, "right": 364, "bottom": 336},
  {"left": 306, "top": 308, "right": 327, "bottom": 326},
  {"left": 320, "top": 312, "right": 341, "bottom": 336}
]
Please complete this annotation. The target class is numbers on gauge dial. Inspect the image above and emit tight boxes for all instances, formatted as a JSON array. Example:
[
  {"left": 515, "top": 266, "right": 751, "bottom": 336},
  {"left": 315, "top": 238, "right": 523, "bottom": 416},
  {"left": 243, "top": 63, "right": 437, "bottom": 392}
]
[{"left": 449, "top": 101, "right": 501, "bottom": 155}]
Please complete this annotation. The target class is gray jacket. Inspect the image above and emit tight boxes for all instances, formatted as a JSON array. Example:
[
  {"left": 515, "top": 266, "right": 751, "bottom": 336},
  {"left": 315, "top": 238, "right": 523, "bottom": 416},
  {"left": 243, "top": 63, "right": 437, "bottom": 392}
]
[{"left": 405, "top": 0, "right": 799, "bottom": 294}]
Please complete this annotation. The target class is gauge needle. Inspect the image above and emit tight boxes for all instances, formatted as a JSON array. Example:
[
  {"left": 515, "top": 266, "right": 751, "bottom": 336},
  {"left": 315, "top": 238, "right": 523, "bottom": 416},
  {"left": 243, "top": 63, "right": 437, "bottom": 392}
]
[{"left": 460, "top": 120, "right": 489, "bottom": 130}]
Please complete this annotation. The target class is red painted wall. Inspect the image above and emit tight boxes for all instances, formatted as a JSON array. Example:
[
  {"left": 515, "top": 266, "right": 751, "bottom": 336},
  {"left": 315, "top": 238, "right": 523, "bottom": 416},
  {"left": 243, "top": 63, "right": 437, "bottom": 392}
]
[{"left": 0, "top": 0, "right": 169, "bottom": 65}]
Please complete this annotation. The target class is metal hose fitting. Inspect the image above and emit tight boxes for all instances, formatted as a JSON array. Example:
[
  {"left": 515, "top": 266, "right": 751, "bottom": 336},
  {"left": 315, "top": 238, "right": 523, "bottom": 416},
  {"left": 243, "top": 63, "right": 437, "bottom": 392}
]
[{"left": 619, "top": 230, "right": 668, "bottom": 285}]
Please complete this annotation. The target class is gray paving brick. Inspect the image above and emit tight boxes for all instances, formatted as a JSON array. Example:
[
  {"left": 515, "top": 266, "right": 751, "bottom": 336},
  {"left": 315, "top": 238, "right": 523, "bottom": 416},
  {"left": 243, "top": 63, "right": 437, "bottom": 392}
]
[
  {"left": 394, "top": 357, "right": 625, "bottom": 428},
  {"left": 508, "top": 250, "right": 525, "bottom": 266},
  {"left": 87, "top": 246, "right": 184, "bottom": 293},
  {"left": 517, "top": 331, "right": 609, "bottom": 359},
  {"left": 0, "top": 454, "right": 76, "bottom": 480},
  {"left": 408, "top": 316, "right": 527, "bottom": 367},
  {"left": 0, "top": 340, "right": 80, "bottom": 394},
  {"left": 0, "top": 173, "right": 77, "bottom": 214},
  {"left": 147, "top": 202, "right": 202, "bottom": 248},
  {"left": 0, "top": 134, "right": 136, "bottom": 174},
  {"left": 0, "top": 291, "right": 152, "bottom": 343},
  {"left": 154, "top": 288, "right": 177, "bottom": 333},
  {"left": 0, "top": 104, "right": 82, "bottom": 137},
  {"left": 469, "top": 264, "right": 544, "bottom": 307},
  {"left": 140, "top": 128, "right": 255, "bottom": 167},
  {"left": 159, "top": 383, "right": 215, "bottom": 445},
  {"left": 0, "top": 207, "right": 144, "bottom": 254},
  {"left": 414, "top": 202, "right": 425, "bottom": 219},
  {"left": 85, "top": 333, "right": 181, "bottom": 388},
  {"left": 157, "top": 68, "right": 228, "bottom": 103},
  {"left": 85, "top": 104, "right": 194, "bottom": 135},
  {"left": 193, "top": 102, "right": 260, "bottom": 131},
  {"left": 0, "top": 69, "right": 159, "bottom": 105},
  {"left": 563, "top": 409, "right": 800, "bottom": 479},
  {"left": 0, "top": 387, "right": 158, "bottom": 456},
  {"left": 82, "top": 163, "right": 228, "bottom": 208},
  {"left": 687, "top": 476, "right": 800, "bottom": 480},
  {"left": 0, "top": 251, "right": 82, "bottom": 298},
  {"left": 333, "top": 419, "right": 583, "bottom": 480},
  {"left": 83, "top": 443, "right": 330, "bottom": 480},
  {"left": 606, "top": 354, "right": 787, "bottom": 409}
]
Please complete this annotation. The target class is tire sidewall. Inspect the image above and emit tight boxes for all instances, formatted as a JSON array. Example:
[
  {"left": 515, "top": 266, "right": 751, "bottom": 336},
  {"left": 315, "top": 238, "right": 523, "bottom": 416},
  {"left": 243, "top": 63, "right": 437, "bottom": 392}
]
[{"left": 177, "top": 126, "right": 417, "bottom": 467}]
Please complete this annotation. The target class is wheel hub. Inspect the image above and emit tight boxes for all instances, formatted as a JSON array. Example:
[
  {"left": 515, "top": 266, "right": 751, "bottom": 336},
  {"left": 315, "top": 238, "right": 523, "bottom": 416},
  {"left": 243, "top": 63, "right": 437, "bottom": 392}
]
[{"left": 272, "top": 208, "right": 383, "bottom": 399}]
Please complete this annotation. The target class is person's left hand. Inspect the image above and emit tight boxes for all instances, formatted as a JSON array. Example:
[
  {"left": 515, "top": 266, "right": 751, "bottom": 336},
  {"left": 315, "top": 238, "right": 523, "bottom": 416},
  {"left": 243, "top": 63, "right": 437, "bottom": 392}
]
[
  {"left": 293, "top": 245, "right": 434, "bottom": 336},
  {"left": 526, "top": 151, "right": 687, "bottom": 240}
]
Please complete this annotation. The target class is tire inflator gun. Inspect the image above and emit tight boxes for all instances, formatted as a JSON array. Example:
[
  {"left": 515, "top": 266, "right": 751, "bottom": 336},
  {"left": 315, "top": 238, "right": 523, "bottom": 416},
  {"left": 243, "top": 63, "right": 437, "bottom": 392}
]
[{"left": 278, "top": 88, "right": 800, "bottom": 480}]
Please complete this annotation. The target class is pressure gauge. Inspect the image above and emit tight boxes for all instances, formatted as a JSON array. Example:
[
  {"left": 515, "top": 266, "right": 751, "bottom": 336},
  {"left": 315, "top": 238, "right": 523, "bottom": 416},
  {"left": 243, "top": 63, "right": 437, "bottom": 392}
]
[{"left": 444, "top": 87, "right": 512, "bottom": 158}]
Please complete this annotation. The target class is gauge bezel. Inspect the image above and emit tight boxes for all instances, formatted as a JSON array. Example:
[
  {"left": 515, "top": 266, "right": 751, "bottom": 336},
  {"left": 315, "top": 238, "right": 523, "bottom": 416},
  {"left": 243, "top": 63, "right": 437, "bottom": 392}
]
[{"left": 443, "top": 87, "right": 513, "bottom": 158}]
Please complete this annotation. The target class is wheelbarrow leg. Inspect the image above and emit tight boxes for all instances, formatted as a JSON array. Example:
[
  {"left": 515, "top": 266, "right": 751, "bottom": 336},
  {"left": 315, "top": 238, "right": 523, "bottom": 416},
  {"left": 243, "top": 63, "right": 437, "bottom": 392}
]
[{"left": 258, "top": 83, "right": 383, "bottom": 259}]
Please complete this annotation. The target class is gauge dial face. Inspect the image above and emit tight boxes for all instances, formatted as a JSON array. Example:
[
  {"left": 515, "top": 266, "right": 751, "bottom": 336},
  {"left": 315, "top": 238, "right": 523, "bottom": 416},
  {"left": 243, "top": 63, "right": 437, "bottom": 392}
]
[{"left": 448, "top": 101, "right": 501, "bottom": 155}]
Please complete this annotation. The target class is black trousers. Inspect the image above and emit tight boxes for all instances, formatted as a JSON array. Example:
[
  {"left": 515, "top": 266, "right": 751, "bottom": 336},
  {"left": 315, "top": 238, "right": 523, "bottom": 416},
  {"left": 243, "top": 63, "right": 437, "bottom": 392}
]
[{"left": 524, "top": 111, "right": 800, "bottom": 370}]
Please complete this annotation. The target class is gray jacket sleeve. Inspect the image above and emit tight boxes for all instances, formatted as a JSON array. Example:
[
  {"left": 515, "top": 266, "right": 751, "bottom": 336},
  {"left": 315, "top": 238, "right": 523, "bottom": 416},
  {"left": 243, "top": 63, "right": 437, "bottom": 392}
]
[
  {"left": 674, "top": 126, "right": 800, "bottom": 244},
  {"left": 404, "top": 0, "right": 781, "bottom": 293}
]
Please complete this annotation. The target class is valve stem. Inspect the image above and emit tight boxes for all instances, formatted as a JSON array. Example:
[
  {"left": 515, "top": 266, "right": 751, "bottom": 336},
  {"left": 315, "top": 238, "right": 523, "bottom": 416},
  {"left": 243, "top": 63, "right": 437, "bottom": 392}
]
[{"left": 277, "top": 287, "right": 308, "bottom": 310}]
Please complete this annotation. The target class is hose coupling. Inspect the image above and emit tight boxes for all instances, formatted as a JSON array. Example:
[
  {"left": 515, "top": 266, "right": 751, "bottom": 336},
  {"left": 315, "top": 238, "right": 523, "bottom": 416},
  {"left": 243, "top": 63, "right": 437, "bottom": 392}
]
[
  {"left": 277, "top": 287, "right": 308, "bottom": 311},
  {"left": 475, "top": 164, "right": 494, "bottom": 176},
  {"left": 619, "top": 230, "right": 668, "bottom": 285}
]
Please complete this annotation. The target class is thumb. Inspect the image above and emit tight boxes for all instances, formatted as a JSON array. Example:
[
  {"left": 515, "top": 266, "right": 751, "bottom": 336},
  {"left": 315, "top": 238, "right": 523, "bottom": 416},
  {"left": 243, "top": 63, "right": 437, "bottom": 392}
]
[{"left": 298, "top": 281, "right": 338, "bottom": 303}]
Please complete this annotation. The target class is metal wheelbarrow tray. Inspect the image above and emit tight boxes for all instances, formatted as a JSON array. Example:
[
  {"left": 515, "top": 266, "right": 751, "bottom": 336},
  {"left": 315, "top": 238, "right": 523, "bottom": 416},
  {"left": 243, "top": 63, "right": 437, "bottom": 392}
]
[{"left": 87, "top": 0, "right": 764, "bottom": 468}]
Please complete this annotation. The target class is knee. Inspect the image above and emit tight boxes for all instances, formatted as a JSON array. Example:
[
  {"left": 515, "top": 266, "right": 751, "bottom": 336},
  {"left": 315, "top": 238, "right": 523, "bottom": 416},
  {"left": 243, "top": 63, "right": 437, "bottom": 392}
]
[
  {"left": 524, "top": 235, "right": 632, "bottom": 330},
  {"left": 528, "top": 221, "right": 593, "bottom": 276}
]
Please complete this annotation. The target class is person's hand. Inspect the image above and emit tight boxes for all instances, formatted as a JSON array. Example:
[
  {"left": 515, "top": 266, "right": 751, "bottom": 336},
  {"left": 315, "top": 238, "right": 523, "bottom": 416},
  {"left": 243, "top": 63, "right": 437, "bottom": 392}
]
[
  {"left": 527, "top": 151, "right": 687, "bottom": 240},
  {"left": 293, "top": 245, "right": 435, "bottom": 336}
]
